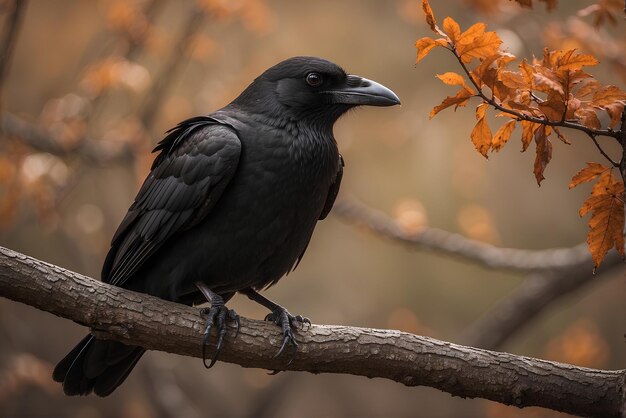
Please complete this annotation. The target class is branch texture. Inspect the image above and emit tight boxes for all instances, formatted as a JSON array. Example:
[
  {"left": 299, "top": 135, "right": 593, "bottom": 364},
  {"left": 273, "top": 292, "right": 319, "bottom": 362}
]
[{"left": 0, "top": 246, "right": 625, "bottom": 417}]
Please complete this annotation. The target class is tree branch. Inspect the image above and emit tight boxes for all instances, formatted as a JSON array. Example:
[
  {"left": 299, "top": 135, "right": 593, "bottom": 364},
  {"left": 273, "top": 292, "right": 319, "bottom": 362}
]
[
  {"left": 333, "top": 198, "right": 590, "bottom": 272},
  {"left": 0, "top": 245, "right": 625, "bottom": 417},
  {"left": 139, "top": 6, "right": 206, "bottom": 130},
  {"left": 0, "top": 111, "right": 134, "bottom": 164},
  {"left": 0, "top": 0, "right": 27, "bottom": 97},
  {"left": 462, "top": 251, "right": 624, "bottom": 350}
]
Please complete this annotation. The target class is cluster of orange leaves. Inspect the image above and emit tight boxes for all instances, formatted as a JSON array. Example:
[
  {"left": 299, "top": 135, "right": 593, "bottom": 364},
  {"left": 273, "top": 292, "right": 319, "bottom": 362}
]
[{"left": 416, "top": 0, "right": 626, "bottom": 267}]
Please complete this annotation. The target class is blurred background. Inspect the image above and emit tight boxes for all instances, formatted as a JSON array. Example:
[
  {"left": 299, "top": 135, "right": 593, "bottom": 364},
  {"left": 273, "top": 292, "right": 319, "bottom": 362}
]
[{"left": 1, "top": 0, "right": 625, "bottom": 417}]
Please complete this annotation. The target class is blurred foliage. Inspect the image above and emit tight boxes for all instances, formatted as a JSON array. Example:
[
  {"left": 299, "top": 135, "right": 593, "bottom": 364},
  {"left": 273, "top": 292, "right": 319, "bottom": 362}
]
[{"left": 0, "top": 0, "right": 625, "bottom": 417}]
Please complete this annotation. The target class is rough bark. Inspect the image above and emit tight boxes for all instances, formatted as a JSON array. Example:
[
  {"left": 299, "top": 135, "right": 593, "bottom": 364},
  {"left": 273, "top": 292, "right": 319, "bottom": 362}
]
[{"left": 0, "top": 245, "right": 624, "bottom": 417}]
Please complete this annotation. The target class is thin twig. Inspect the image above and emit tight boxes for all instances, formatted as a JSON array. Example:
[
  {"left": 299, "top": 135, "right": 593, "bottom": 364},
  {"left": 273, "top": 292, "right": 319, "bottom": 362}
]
[{"left": 588, "top": 132, "right": 620, "bottom": 167}]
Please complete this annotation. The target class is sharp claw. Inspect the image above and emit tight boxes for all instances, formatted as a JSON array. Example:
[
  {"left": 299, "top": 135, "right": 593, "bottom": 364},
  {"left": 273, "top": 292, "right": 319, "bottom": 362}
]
[
  {"left": 230, "top": 311, "right": 241, "bottom": 339},
  {"left": 199, "top": 305, "right": 239, "bottom": 369},
  {"left": 274, "top": 331, "right": 298, "bottom": 358},
  {"left": 265, "top": 308, "right": 310, "bottom": 362},
  {"left": 202, "top": 322, "right": 213, "bottom": 369}
]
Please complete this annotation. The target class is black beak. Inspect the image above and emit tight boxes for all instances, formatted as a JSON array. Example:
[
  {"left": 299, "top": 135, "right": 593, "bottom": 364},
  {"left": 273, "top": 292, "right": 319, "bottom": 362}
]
[{"left": 324, "top": 75, "right": 400, "bottom": 107}]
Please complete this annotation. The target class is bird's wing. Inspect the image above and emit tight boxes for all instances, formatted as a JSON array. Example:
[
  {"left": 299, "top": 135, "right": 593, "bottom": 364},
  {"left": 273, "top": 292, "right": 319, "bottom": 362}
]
[
  {"left": 102, "top": 116, "right": 241, "bottom": 286},
  {"left": 318, "top": 154, "right": 344, "bottom": 220}
]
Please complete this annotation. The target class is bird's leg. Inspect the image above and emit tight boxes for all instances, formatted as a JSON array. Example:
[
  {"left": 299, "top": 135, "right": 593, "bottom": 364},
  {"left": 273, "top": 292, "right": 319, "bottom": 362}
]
[
  {"left": 240, "top": 288, "right": 310, "bottom": 362},
  {"left": 195, "top": 282, "right": 240, "bottom": 368}
]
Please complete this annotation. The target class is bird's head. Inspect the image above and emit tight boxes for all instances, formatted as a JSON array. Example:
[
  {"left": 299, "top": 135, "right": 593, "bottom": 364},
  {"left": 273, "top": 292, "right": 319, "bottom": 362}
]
[{"left": 232, "top": 57, "right": 400, "bottom": 123}]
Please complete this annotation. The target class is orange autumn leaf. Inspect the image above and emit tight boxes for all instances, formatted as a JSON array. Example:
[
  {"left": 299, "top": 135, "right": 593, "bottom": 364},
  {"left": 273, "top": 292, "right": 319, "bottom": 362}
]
[
  {"left": 457, "top": 30, "right": 502, "bottom": 64},
  {"left": 492, "top": 120, "right": 516, "bottom": 152},
  {"left": 520, "top": 120, "right": 540, "bottom": 151},
  {"left": 575, "top": 108, "right": 602, "bottom": 130},
  {"left": 533, "top": 125, "right": 552, "bottom": 185},
  {"left": 416, "top": 38, "right": 437, "bottom": 63},
  {"left": 415, "top": 37, "right": 448, "bottom": 63},
  {"left": 457, "top": 22, "right": 486, "bottom": 45},
  {"left": 471, "top": 103, "right": 492, "bottom": 158},
  {"left": 498, "top": 70, "right": 527, "bottom": 90},
  {"left": 606, "top": 102, "right": 625, "bottom": 129},
  {"left": 538, "top": 92, "right": 567, "bottom": 121},
  {"left": 556, "top": 51, "right": 599, "bottom": 72},
  {"left": 575, "top": 80, "right": 601, "bottom": 99},
  {"left": 591, "top": 85, "right": 626, "bottom": 107},
  {"left": 422, "top": 0, "right": 444, "bottom": 36},
  {"left": 429, "top": 87, "right": 473, "bottom": 118},
  {"left": 569, "top": 162, "right": 611, "bottom": 189},
  {"left": 436, "top": 72, "right": 473, "bottom": 92},
  {"left": 442, "top": 17, "right": 461, "bottom": 44},
  {"left": 579, "top": 171, "right": 625, "bottom": 268}
]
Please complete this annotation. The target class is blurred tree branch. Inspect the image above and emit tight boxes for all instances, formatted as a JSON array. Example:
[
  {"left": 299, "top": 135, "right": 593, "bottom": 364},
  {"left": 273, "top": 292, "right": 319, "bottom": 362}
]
[
  {"left": 1, "top": 245, "right": 625, "bottom": 417},
  {"left": 139, "top": 6, "right": 207, "bottom": 131},
  {"left": 0, "top": 111, "right": 135, "bottom": 164},
  {"left": 0, "top": 0, "right": 27, "bottom": 97},
  {"left": 333, "top": 197, "right": 590, "bottom": 272},
  {"left": 462, "top": 251, "right": 623, "bottom": 349}
]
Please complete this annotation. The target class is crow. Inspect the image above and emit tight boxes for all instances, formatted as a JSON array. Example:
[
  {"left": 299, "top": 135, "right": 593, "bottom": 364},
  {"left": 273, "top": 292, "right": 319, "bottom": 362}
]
[{"left": 53, "top": 56, "right": 400, "bottom": 396}]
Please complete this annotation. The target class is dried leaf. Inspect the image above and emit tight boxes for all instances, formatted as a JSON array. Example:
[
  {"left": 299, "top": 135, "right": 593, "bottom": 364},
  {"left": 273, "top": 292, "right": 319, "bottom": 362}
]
[
  {"left": 553, "top": 127, "right": 571, "bottom": 145},
  {"left": 557, "top": 51, "right": 599, "bottom": 72},
  {"left": 429, "top": 87, "right": 474, "bottom": 118},
  {"left": 471, "top": 54, "right": 502, "bottom": 87},
  {"left": 533, "top": 125, "right": 552, "bottom": 185},
  {"left": 605, "top": 102, "right": 625, "bottom": 129},
  {"left": 422, "top": 0, "right": 445, "bottom": 36},
  {"left": 471, "top": 103, "right": 492, "bottom": 158},
  {"left": 533, "top": 69, "right": 564, "bottom": 96},
  {"left": 498, "top": 70, "right": 527, "bottom": 89},
  {"left": 591, "top": 85, "right": 626, "bottom": 107},
  {"left": 520, "top": 120, "right": 540, "bottom": 151},
  {"left": 579, "top": 171, "right": 625, "bottom": 267},
  {"left": 519, "top": 60, "right": 534, "bottom": 89},
  {"left": 416, "top": 37, "right": 437, "bottom": 63},
  {"left": 443, "top": 17, "right": 461, "bottom": 44},
  {"left": 457, "top": 31, "right": 502, "bottom": 64},
  {"left": 538, "top": 92, "right": 567, "bottom": 121},
  {"left": 576, "top": 108, "right": 602, "bottom": 130},
  {"left": 565, "top": 96, "right": 581, "bottom": 118},
  {"left": 492, "top": 120, "right": 516, "bottom": 152},
  {"left": 436, "top": 72, "right": 472, "bottom": 92},
  {"left": 569, "top": 162, "right": 611, "bottom": 189},
  {"left": 575, "top": 80, "right": 601, "bottom": 99}
]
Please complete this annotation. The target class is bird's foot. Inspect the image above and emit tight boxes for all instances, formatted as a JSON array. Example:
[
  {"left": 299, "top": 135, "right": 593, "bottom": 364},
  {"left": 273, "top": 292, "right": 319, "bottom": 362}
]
[
  {"left": 199, "top": 304, "right": 240, "bottom": 368},
  {"left": 264, "top": 308, "right": 311, "bottom": 362}
]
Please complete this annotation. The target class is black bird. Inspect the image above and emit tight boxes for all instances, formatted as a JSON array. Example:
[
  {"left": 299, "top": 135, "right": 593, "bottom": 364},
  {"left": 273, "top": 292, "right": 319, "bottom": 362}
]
[{"left": 53, "top": 56, "right": 400, "bottom": 396}]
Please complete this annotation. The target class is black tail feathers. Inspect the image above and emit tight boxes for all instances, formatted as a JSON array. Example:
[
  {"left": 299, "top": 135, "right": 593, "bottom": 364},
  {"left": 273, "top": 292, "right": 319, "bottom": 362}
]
[{"left": 53, "top": 335, "right": 145, "bottom": 396}]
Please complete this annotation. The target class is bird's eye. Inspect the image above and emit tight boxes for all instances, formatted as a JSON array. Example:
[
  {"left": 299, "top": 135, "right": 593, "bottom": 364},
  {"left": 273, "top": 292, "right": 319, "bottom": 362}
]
[{"left": 305, "top": 72, "right": 323, "bottom": 87}]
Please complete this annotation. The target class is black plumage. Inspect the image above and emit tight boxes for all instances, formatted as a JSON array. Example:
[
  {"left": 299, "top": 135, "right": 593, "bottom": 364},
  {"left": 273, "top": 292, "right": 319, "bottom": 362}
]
[{"left": 53, "top": 56, "right": 399, "bottom": 396}]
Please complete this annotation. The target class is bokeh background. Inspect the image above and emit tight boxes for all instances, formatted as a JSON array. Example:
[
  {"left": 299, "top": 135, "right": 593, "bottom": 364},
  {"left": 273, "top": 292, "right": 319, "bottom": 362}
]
[{"left": 1, "top": 0, "right": 625, "bottom": 417}]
